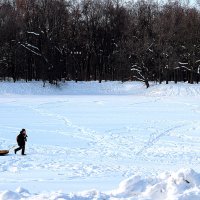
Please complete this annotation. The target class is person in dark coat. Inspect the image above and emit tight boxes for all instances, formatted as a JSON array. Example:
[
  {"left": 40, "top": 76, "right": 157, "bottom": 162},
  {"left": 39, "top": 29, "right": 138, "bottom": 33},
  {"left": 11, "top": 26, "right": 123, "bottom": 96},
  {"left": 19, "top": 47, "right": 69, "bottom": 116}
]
[{"left": 14, "top": 129, "right": 28, "bottom": 155}]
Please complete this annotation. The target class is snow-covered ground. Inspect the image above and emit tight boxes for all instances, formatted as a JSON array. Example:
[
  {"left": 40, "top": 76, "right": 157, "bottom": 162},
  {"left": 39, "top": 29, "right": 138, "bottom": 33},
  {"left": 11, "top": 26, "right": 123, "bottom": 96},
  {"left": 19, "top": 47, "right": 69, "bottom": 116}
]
[{"left": 0, "top": 81, "right": 200, "bottom": 199}]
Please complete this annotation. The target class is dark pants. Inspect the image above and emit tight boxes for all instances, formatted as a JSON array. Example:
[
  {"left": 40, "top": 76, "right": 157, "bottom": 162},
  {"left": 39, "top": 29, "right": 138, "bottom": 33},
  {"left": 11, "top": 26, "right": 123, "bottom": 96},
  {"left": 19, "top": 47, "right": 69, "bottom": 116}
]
[{"left": 15, "top": 145, "right": 25, "bottom": 155}]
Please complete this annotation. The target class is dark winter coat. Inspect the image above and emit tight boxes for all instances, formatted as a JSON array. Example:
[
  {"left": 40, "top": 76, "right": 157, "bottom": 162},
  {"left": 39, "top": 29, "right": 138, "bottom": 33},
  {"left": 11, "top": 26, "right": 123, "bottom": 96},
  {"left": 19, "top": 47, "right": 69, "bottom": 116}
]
[{"left": 17, "top": 133, "right": 27, "bottom": 146}]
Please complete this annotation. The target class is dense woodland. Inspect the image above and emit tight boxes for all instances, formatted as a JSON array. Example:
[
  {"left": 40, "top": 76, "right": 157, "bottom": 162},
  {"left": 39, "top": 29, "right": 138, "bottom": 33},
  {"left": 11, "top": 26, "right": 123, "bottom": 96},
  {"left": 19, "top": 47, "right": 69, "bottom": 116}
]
[{"left": 0, "top": 0, "right": 200, "bottom": 87}]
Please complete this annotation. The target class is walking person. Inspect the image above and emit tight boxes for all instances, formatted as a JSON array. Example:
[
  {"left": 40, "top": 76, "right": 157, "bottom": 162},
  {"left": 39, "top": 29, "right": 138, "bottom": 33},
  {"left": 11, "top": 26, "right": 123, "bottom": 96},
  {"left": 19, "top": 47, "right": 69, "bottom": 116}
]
[{"left": 14, "top": 129, "right": 28, "bottom": 155}]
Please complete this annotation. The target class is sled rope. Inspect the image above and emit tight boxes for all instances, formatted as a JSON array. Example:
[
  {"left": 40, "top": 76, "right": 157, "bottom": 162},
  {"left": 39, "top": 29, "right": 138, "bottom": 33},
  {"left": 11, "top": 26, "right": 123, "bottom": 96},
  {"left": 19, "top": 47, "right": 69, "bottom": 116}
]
[{"left": 8, "top": 145, "right": 17, "bottom": 151}]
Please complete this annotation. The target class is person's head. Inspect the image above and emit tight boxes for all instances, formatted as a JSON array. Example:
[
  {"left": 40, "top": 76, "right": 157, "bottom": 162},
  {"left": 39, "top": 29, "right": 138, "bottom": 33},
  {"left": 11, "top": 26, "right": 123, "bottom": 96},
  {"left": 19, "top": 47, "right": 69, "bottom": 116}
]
[{"left": 21, "top": 128, "right": 26, "bottom": 135}]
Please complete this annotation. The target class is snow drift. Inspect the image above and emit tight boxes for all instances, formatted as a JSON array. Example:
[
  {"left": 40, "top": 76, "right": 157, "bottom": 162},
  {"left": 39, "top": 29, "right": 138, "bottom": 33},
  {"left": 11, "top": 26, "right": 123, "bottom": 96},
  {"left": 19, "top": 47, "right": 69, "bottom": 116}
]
[{"left": 1, "top": 169, "right": 200, "bottom": 200}]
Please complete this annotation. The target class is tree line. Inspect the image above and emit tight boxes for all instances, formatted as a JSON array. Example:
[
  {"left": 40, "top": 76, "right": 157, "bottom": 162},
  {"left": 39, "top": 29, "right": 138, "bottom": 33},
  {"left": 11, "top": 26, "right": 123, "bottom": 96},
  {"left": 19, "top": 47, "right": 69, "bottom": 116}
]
[{"left": 0, "top": 0, "right": 200, "bottom": 87}]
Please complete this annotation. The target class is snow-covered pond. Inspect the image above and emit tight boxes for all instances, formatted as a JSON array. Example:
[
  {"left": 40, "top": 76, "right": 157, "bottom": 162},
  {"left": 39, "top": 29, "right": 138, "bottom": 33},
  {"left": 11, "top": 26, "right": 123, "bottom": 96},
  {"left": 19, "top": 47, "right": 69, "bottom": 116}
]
[{"left": 0, "top": 81, "right": 200, "bottom": 199}]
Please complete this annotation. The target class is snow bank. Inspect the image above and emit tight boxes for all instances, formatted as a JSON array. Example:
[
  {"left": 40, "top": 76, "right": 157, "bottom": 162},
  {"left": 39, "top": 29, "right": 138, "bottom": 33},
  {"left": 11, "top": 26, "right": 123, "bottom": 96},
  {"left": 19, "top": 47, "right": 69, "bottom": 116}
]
[
  {"left": 1, "top": 169, "right": 200, "bottom": 200},
  {"left": 0, "top": 81, "right": 145, "bottom": 95},
  {"left": 147, "top": 82, "right": 200, "bottom": 97},
  {"left": 1, "top": 81, "right": 200, "bottom": 96}
]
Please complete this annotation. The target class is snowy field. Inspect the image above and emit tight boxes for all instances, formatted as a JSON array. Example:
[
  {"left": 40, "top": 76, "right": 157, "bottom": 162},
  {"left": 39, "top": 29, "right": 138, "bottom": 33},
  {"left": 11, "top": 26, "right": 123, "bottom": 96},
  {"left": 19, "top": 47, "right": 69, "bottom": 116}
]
[{"left": 1, "top": 81, "right": 200, "bottom": 199}]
